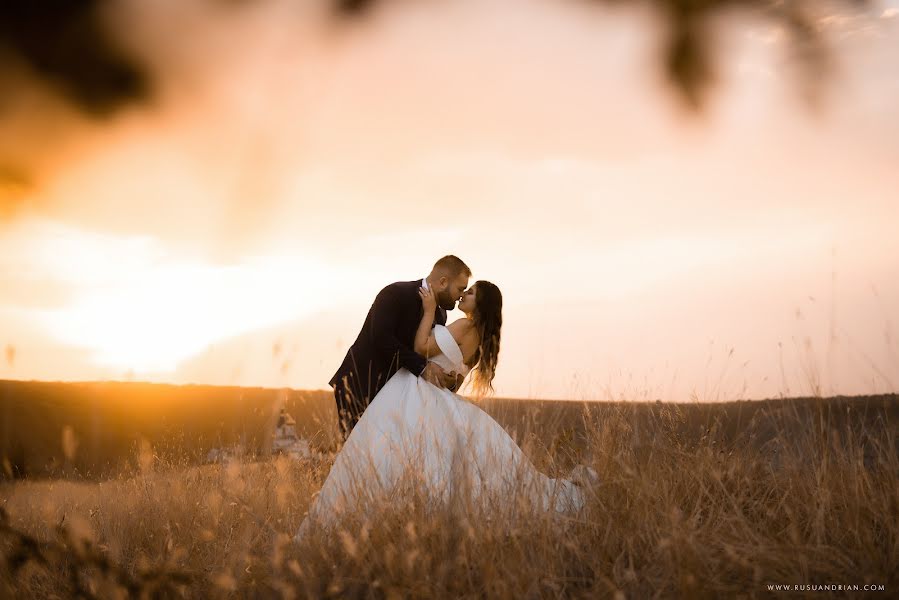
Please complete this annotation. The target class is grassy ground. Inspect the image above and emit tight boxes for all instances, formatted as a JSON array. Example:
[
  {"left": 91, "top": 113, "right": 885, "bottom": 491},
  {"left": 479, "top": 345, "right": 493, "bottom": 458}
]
[{"left": 1, "top": 398, "right": 897, "bottom": 598}]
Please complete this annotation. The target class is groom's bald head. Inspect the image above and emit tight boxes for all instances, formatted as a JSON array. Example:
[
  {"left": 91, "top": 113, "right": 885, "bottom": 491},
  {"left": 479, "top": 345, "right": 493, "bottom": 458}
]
[{"left": 428, "top": 255, "right": 471, "bottom": 311}]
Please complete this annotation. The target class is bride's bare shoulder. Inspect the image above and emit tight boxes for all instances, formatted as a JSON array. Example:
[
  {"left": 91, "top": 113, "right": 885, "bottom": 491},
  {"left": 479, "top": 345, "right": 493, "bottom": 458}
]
[
  {"left": 447, "top": 318, "right": 478, "bottom": 343},
  {"left": 447, "top": 318, "right": 475, "bottom": 333}
]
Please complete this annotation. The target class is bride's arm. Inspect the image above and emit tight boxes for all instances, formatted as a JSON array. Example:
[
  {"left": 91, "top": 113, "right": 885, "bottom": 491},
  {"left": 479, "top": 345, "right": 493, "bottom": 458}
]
[
  {"left": 414, "top": 312, "right": 442, "bottom": 358},
  {"left": 415, "top": 287, "right": 442, "bottom": 357}
]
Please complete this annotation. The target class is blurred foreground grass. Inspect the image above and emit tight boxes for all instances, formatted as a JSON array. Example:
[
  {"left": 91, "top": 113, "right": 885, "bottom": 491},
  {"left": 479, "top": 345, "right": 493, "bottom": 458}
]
[{"left": 1, "top": 398, "right": 897, "bottom": 598}]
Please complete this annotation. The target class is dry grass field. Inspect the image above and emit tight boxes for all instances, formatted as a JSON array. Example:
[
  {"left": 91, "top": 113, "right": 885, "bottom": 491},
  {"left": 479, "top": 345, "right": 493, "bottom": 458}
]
[{"left": 1, "top": 386, "right": 897, "bottom": 598}]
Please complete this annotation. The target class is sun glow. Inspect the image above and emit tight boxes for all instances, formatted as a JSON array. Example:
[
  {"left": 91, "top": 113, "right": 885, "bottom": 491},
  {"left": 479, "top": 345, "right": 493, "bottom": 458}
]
[{"left": 16, "top": 220, "right": 337, "bottom": 374}]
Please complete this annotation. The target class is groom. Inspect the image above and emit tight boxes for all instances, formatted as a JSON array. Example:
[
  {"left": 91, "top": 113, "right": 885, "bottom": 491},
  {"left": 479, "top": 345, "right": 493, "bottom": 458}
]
[{"left": 330, "top": 255, "right": 471, "bottom": 440}]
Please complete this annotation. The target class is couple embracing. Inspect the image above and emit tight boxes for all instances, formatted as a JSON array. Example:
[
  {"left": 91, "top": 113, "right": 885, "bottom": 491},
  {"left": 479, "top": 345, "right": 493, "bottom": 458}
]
[{"left": 296, "top": 256, "right": 597, "bottom": 540}]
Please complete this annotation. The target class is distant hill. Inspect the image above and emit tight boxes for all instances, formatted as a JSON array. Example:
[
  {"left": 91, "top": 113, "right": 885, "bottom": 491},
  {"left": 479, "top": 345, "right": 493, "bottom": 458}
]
[
  {"left": 1, "top": 379, "right": 896, "bottom": 481},
  {"left": 0, "top": 380, "right": 336, "bottom": 480}
]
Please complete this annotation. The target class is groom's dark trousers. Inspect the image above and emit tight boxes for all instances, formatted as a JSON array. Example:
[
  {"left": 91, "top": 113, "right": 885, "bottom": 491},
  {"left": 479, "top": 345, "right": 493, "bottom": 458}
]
[{"left": 331, "top": 280, "right": 446, "bottom": 441}]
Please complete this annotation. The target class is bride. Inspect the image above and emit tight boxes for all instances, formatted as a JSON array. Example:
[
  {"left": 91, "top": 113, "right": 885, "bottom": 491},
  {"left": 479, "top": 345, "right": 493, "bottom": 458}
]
[{"left": 295, "top": 281, "right": 597, "bottom": 540}]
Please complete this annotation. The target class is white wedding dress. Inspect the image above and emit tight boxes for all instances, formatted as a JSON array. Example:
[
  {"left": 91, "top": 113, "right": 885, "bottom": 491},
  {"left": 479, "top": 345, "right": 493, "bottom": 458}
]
[{"left": 295, "top": 325, "right": 588, "bottom": 541}]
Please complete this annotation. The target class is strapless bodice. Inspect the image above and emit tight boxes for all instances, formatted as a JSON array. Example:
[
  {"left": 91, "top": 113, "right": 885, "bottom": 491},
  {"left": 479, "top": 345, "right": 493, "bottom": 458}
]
[{"left": 428, "top": 324, "right": 470, "bottom": 376}]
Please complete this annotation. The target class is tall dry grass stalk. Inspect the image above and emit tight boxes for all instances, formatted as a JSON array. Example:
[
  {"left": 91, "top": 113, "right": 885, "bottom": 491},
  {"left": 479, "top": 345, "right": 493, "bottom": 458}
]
[{"left": 1, "top": 399, "right": 896, "bottom": 598}]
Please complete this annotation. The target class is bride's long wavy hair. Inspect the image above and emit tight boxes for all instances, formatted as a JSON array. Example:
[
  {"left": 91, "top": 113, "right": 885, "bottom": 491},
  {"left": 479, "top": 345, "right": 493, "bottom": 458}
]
[{"left": 469, "top": 280, "right": 502, "bottom": 396}]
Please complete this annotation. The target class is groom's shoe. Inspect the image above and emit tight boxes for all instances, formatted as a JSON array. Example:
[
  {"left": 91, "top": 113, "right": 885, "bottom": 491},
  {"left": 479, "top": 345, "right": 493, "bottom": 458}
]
[{"left": 569, "top": 464, "right": 600, "bottom": 488}]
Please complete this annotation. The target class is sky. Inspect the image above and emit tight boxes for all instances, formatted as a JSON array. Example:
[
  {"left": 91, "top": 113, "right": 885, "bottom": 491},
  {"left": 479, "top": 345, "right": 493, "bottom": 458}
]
[{"left": 1, "top": 0, "right": 898, "bottom": 401}]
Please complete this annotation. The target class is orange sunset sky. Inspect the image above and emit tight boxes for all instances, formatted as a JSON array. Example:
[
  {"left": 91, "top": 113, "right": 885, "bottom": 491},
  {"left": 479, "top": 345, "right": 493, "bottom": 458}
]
[{"left": 1, "top": 0, "right": 898, "bottom": 400}]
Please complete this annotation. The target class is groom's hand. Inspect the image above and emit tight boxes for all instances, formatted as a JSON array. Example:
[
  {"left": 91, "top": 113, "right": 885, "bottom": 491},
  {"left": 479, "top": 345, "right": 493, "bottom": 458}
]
[
  {"left": 421, "top": 362, "right": 447, "bottom": 388},
  {"left": 448, "top": 372, "right": 465, "bottom": 392},
  {"left": 441, "top": 370, "right": 460, "bottom": 390}
]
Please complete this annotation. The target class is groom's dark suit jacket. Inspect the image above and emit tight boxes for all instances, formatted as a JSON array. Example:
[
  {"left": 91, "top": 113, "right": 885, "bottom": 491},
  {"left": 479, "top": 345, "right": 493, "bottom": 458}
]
[{"left": 330, "top": 279, "right": 446, "bottom": 435}]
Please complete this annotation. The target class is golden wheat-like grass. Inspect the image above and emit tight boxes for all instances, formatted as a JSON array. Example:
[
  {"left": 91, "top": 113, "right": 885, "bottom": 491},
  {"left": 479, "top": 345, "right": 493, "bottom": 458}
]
[{"left": 1, "top": 400, "right": 896, "bottom": 599}]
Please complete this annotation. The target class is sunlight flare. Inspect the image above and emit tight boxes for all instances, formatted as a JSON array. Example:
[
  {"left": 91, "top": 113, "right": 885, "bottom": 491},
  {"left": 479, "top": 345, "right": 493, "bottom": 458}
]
[{"left": 19, "top": 221, "right": 337, "bottom": 374}]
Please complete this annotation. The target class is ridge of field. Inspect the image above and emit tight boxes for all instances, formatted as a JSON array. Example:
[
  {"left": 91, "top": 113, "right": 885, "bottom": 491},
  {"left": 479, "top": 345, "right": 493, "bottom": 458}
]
[{"left": 1, "top": 379, "right": 896, "bottom": 480}]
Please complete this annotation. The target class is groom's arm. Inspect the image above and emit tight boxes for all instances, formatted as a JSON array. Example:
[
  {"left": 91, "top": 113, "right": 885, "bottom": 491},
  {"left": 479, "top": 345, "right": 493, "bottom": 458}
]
[{"left": 369, "top": 285, "right": 428, "bottom": 376}]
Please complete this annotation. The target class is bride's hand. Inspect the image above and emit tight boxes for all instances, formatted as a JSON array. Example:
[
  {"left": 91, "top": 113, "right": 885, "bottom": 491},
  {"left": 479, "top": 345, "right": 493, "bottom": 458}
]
[{"left": 418, "top": 286, "right": 437, "bottom": 312}]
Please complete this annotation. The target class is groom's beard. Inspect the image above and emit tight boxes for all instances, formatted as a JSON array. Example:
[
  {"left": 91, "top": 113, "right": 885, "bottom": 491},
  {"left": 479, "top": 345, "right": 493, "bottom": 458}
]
[{"left": 436, "top": 291, "right": 456, "bottom": 311}]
